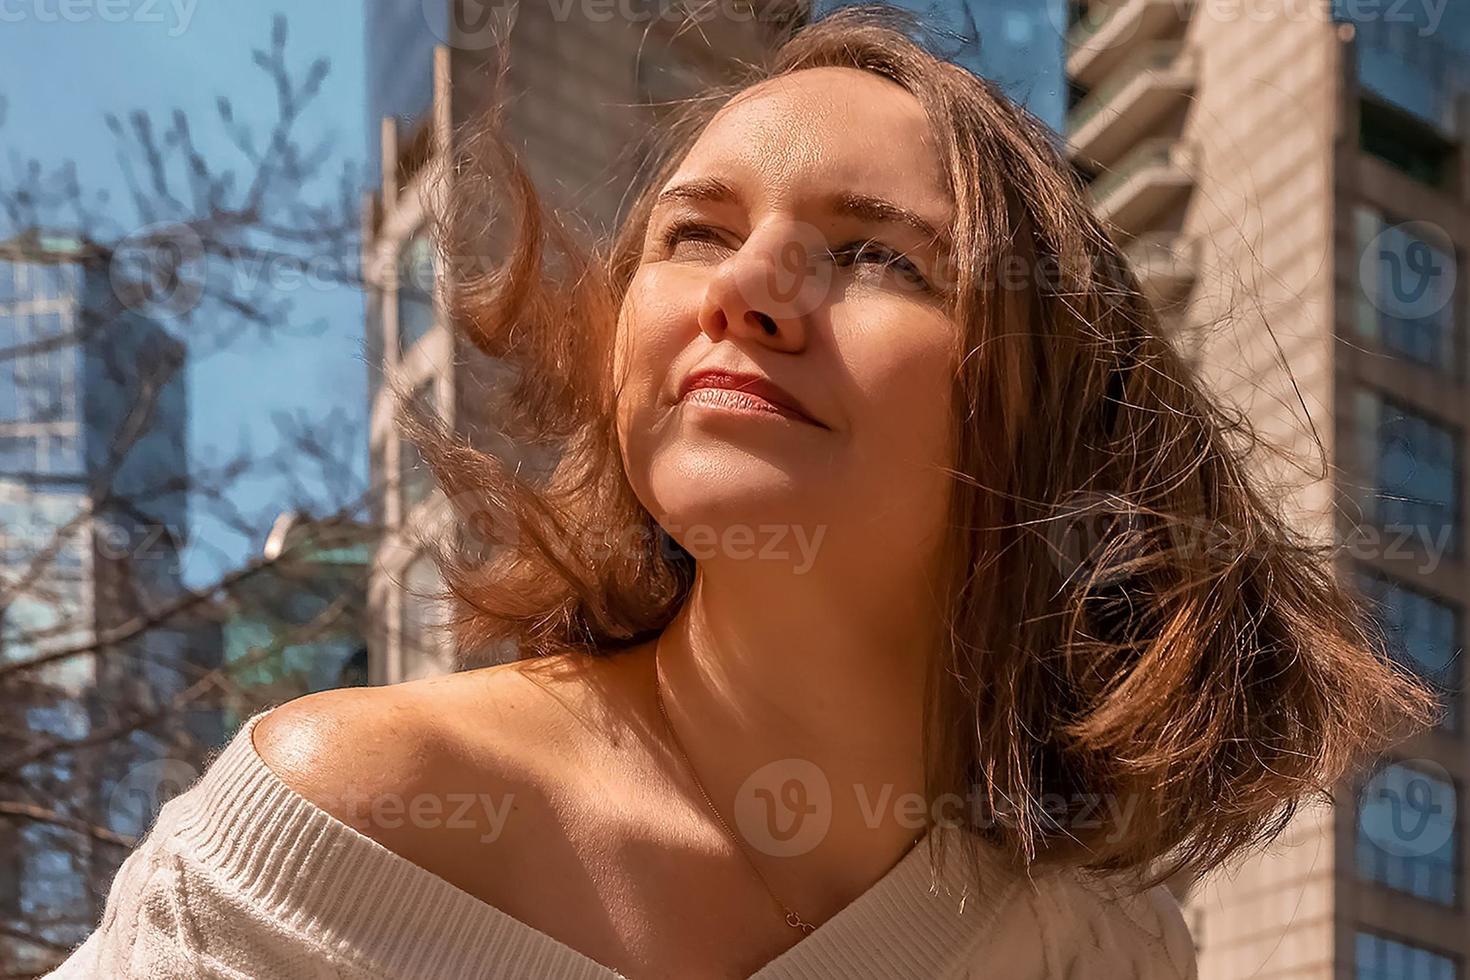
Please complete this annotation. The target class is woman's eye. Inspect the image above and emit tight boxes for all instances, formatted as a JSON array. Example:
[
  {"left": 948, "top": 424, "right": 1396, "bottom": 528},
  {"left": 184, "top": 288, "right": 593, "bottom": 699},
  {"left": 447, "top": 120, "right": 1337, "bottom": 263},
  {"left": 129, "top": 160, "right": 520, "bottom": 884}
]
[
  {"left": 657, "top": 221, "right": 930, "bottom": 292},
  {"left": 659, "top": 220, "right": 726, "bottom": 253},
  {"left": 832, "top": 241, "right": 930, "bottom": 291}
]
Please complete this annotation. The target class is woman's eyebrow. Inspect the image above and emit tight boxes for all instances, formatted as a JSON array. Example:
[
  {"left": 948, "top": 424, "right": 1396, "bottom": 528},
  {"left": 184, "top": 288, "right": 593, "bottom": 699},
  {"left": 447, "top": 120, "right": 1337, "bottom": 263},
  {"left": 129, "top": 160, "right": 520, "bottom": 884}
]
[
  {"left": 824, "top": 191, "right": 950, "bottom": 252},
  {"left": 655, "top": 176, "right": 739, "bottom": 209},
  {"left": 654, "top": 178, "right": 950, "bottom": 251}
]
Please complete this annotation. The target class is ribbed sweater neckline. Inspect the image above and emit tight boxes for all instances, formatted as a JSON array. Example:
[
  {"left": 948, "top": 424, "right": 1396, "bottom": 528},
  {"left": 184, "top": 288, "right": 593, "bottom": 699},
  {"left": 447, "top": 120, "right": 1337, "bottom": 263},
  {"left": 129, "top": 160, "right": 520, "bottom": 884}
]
[{"left": 161, "top": 708, "right": 1020, "bottom": 979}]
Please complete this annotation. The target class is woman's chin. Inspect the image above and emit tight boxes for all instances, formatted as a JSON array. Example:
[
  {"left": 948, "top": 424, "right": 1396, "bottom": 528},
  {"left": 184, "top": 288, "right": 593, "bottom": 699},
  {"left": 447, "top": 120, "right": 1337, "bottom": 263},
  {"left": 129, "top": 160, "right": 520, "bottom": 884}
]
[{"left": 645, "top": 456, "right": 824, "bottom": 533}]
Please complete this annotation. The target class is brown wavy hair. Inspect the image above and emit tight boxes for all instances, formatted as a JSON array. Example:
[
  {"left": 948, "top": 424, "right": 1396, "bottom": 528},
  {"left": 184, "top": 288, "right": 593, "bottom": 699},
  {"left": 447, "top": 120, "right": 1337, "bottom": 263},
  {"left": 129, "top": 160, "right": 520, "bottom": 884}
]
[{"left": 402, "top": 5, "right": 1438, "bottom": 889}]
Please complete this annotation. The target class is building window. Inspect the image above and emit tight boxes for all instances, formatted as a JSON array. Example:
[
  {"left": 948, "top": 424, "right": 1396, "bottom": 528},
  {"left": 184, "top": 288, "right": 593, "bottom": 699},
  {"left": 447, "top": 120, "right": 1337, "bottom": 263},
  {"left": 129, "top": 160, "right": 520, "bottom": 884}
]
[
  {"left": 1356, "top": 762, "right": 1458, "bottom": 906},
  {"left": 1357, "top": 931, "right": 1460, "bottom": 980},
  {"left": 1360, "top": 97, "right": 1455, "bottom": 189},
  {"left": 1355, "top": 207, "right": 1459, "bottom": 374},
  {"left": 1354, "top": 388, "right": 1460, "bottom": 559},
  {"left": 1356, "top": 571, "right": 1463, "bottom": 731},
  {"left": 0, "top": 433, "right": 38, "bottom": 474},
  {"left": 1, "top": 310, "right": 79, "bottom": 425},
  {"left": 397, "top": 231, "right": 436, "bottom": 356}
]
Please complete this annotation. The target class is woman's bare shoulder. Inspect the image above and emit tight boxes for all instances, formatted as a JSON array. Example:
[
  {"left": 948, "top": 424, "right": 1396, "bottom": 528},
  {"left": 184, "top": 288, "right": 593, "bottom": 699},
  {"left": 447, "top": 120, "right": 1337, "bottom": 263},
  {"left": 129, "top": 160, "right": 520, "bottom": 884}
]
[
  {"left": 249, "top": 650, "right": 654, "bottom": 908},
  {"left": 250, "top": 649, "right": 651, "bottom": 841},
  {"left": 251, "top": 680, "right": 448, "bottom": 801}
]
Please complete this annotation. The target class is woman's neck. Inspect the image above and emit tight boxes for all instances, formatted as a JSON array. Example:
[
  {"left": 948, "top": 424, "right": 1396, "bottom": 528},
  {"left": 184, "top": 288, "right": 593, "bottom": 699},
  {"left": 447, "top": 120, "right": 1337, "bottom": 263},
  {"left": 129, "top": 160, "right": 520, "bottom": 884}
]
[{"left": 651, "top": 555, "right": 943, "bottom": 900}]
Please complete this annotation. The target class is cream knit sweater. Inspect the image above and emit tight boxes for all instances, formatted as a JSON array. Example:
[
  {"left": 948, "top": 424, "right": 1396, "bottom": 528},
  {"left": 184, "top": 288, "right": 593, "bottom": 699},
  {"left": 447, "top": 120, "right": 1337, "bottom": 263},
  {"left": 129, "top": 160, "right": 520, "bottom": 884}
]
[{"left": 42, "top": 709, "right": 1197, "bottom": 979}]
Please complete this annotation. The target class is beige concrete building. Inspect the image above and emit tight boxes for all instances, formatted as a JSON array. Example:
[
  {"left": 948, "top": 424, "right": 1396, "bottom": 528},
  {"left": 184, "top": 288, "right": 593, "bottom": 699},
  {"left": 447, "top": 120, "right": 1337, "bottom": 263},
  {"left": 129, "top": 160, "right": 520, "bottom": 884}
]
[{"left": 1067, "top": 1, "right": 1468, "bottom": 976}]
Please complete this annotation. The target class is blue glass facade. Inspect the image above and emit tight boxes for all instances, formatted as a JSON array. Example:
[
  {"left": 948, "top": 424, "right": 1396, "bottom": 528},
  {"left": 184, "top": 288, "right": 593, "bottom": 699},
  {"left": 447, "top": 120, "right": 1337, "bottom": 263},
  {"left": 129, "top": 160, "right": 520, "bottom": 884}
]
[
  {"left": 0, "top": 243, "right": 192, "bottom": 960},
  {"left": 363, "top": 0, "right": 442, "bottom": 174},
  {"left": 1357, "top": 571, "right": 1463, "bottom": 731},
  {"left": 1357, "top": 930, "right": 1461, "bottom": 980},
  {"left": 397, "top": 231, "right": 436, "bottom": 357},
  {"left": 0, "top": 244, "right": 190, "bottom": 687},
  {"left": 220, "top": 521, "right": 372, "bottom": 731},
  {"left": 1338, "top": 0, "right": 1470, "bottom": 135},
  {"left": 1354, "top": 206, "right": 1458, "bottom": 373},
  {"left": 1354, "top": 387, "right": 1461, "bottom": 559},
  {"left": 1357, "top": 761, "right": 1458, "bottom": 905},
  {"left": 0, "top": 261, "right": 83, "bottom": 477},
  {"left": 0, "top": 254, "right": 186, "bottom": 505},
  {"left": 812, "top": 0, "right": 1067, "bottom": 130}
]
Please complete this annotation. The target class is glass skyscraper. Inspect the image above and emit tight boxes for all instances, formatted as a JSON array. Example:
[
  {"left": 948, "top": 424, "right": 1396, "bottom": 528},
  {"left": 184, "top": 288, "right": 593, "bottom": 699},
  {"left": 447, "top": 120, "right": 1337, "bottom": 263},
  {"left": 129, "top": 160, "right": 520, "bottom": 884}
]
[
  {"left": 0, "top": 234, "right": 188, "bottom": 690},
  {"left": 0, "top": 234, "right": 194, "bottom": 969}
]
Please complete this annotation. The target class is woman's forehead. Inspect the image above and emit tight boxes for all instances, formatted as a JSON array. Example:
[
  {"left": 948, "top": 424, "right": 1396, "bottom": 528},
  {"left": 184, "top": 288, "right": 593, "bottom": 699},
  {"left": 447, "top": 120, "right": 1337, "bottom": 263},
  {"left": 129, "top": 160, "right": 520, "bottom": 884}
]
[{"left": 670, "top": 68, "right": 951, "bottom": 222}]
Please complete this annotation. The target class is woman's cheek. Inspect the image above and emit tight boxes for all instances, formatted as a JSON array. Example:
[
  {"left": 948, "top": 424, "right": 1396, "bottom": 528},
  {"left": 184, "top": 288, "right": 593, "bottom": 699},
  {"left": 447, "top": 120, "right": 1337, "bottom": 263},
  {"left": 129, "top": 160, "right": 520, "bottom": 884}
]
[
  {"left": 855, "top": 331, "right": 955, "bottom": 457},
  {"left": 614, "top": 278, "right": 683, "bottom": 430}
]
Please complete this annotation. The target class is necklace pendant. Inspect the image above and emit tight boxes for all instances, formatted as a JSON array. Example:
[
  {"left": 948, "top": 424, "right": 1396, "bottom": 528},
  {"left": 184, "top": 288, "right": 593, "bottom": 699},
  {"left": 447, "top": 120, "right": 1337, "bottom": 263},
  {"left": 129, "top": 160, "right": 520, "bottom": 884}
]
[{"left": 785, "top": 910, "right": 816, "bottom": 934}]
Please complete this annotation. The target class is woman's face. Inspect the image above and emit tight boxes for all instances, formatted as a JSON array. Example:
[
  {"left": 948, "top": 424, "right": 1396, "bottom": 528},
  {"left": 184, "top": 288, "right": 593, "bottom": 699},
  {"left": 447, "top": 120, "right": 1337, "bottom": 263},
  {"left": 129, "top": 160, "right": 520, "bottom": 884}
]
[{"left": 614, "top": 66, "right": 959, "bottom": 572}]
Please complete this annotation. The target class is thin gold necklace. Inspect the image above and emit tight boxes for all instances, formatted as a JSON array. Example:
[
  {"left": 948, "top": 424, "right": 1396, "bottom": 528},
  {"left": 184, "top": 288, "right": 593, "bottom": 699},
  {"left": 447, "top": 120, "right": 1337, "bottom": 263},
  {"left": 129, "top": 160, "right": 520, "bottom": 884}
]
[{"left": 651, "top": 636, "right": 819, "bottom": 935}]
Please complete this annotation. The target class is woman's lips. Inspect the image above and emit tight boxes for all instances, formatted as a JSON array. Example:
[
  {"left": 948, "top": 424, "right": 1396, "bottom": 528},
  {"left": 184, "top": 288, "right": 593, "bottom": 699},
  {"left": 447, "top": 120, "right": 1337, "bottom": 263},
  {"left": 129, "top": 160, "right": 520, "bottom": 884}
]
[
  {"left": 680, "top": 385, "right": 814, "bottom": 424},
  {"left": 676, "top": 369, "right": 826, "bottom": 428}
]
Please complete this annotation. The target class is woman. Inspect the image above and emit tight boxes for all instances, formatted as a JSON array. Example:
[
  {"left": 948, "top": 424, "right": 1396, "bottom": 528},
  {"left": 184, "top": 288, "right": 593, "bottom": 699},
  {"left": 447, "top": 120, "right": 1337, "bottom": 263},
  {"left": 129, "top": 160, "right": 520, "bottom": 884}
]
[{"left": 47, "top": 8, "right": 1434, "bottom": 979}]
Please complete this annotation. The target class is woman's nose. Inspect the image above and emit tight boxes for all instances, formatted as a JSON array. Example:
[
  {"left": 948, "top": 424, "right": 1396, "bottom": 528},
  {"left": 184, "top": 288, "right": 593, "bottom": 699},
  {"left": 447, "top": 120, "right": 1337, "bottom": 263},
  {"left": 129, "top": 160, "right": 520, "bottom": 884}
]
[{"left": 696, "top": 221, "right": 830, "bottom": 352}]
